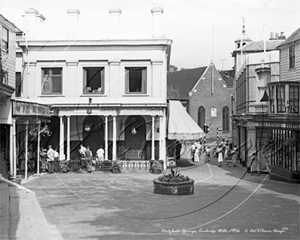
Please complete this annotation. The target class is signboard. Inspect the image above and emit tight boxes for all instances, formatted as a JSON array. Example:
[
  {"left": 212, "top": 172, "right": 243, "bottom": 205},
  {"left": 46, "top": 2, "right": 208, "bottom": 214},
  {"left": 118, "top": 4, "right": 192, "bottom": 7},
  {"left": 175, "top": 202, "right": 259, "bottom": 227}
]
[
  {"left": 12, "top": 100, "right": 51, "bottom": 117},
  {"left": 211, "top": 108, "right": 217, "bottom": 117}
]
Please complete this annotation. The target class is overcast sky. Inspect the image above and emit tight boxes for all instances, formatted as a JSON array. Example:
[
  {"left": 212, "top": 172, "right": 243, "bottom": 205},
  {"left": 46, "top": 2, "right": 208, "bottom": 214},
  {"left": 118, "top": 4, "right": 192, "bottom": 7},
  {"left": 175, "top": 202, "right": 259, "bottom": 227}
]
[{"left": 2, "top": 0, "right": 300, "bottom": 70}]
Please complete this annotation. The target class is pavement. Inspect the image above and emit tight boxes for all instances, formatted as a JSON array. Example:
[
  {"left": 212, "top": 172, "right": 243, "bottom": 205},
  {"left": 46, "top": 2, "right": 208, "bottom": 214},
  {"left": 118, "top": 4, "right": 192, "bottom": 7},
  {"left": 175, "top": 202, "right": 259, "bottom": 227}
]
[{"left": 15, "top": 155, "right": 300, "bottom": 240}]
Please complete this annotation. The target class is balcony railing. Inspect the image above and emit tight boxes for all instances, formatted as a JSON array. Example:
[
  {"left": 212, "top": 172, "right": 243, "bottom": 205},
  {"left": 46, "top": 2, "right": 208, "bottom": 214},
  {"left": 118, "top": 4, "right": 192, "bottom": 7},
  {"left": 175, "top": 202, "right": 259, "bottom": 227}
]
[{"left": 237, "top": 101, "right": 269, "bottom": 115}]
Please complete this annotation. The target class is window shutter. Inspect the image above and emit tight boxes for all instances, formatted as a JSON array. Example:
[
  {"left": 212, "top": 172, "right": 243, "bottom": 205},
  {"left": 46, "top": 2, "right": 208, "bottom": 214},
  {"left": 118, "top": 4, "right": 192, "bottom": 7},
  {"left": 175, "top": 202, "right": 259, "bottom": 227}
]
[
  {"left": 125, "top": 69, "right": 129, "bottom": 93},
  {"left": 142, "top": 68, "right": 147, "bottom": 93}
]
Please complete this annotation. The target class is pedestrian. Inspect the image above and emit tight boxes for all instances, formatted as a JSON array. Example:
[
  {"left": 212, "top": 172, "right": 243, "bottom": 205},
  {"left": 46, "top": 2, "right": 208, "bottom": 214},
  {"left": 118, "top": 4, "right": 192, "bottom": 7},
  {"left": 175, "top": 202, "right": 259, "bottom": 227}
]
[
  {"left": 194, "top": 141, "right": 200, "bottom": 163},
  {"left": 250, "top": 152, "right": 260, "bottom": 176},
  {"left": 96, "top": 146, "right": 105, "bottom": 170},
  {"left": 190, "top": 143, "right": 196, "bottom": 162},
  {"left": 47, "top": 145, "right": 55, "bottom": 174},
  {"left": 40, "top": 148, "right": 48, "bottom": 172},
  {"left": 79, "top": 144, "right": 86, "bottom": 158},
  {"left": 205, "top": 146, "right": 211, "bottom": 162},
  {"left": 175, "top": 141, "right": 182, "bottom": 160},
  {"left": 231, "top": 146, "right": 238, "bottom": 167},
  {"left": 54, "top": 147, "right": 59, "bottom": 172},
  {"left": 200, "top": 146, "right": 207, "bottom": 162},
  {"left": 217, "top": 145, "right": 223, "bottom": 167},
  {"left": 85, "top": 146, "right": 93, "bottom": 172}
]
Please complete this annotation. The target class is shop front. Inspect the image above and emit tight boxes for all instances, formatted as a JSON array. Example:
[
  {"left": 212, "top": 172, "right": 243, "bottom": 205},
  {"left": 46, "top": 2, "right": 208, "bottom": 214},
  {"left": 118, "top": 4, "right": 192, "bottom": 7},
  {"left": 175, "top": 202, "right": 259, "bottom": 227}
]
[{"left": 11, "top": 99, "right": 51, "bottom": 179}]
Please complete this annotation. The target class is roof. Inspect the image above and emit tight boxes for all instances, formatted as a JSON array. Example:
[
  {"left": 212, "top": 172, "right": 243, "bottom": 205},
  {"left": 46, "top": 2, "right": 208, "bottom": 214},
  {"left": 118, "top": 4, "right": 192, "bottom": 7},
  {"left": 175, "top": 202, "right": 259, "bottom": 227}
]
[
  {"left": 277, "top": 27, "right": 300, "bottom": 49},
  {"left": 0, "top": 14, "right": 22, "bottom": 33},
  {"left": 167, "top": 67, "right": 207, "bottom": 100},
  {"left": 219, "top": 70, "right": 234, "bottom": 88},
  {"left": 243, "top": 40, "right": 284, "bottom": 52}
]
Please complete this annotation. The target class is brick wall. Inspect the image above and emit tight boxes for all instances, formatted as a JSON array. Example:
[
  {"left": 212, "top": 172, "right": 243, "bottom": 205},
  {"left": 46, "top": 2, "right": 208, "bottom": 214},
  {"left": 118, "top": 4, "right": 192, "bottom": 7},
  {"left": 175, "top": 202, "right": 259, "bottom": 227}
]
[{"left": 188, "top": 63, "right": 234, "bottom": 140}]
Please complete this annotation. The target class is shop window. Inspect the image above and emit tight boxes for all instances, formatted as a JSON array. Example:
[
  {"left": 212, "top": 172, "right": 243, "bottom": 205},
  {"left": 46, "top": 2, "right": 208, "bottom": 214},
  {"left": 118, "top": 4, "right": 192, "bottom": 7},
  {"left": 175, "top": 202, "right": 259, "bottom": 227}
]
[
  {"left": 1, "top": 27, "right": 8, "bottom": 53},
  {"left": 276, "top": 85, "right": 285, "bottom": 113},
  {"left": 197, "top": 106, "right": 205, "bottom": 129},
  {"left": 269, "top": 86, "right": 275, "bottom": 113},
  {"left": 83, "top": 67, "right": 104, "bottom": 94},
  {"left": 289, "top": 45, "right": 295, "bottom": 69},
  {"left": 222, "top": 106, "right": 230, "bottom": 132},
  {"left": 42, "top": 68, "right": 62, "bottom": 94},
  {"left": 125, "top": 67, "right": 147, "bottom": 94},
  {"left": 15, "top": 72, "right": 21, "bottom": 97},
  {"left": 288, "top": 85, "right": 299, "bottom": 113}
]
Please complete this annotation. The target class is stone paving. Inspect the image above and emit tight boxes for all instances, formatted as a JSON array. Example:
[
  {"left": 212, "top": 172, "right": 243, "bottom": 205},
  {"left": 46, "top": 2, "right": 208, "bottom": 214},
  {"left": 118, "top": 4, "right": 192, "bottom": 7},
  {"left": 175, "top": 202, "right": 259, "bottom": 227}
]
[{"left": 23, "top": 157, "right": 300, "bottom": 240}]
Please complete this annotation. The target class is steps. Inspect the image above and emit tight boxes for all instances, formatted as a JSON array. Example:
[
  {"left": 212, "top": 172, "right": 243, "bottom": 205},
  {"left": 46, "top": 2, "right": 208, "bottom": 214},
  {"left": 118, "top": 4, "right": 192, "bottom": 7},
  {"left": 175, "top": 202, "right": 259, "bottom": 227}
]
[{"left": 0, "top": 177, "right": 64, "bottom": 240}]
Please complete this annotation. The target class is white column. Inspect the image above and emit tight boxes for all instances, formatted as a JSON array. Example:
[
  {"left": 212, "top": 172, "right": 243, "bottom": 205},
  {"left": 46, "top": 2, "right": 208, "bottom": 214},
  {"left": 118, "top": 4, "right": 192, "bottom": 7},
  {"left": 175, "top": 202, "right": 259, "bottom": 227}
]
[
  {"left": 112, "top": 116, "right": 117, "bottom": 160},
  {"left": 12, "top": 119, "right": 16, "bottom": 176},
  {"left": 37, "top": 123, "right": 41, "bottom": 175},
  {"left": 161, "top": 109, "right": 167, "bottom": 169},
  {"left": 105, "top": 116, "right": 108, "bottom": 160},
  {"left": 151, "top": 116, "right": 155, "bottom": 160},
  {"left": 9, "top": 124, "right": 13, "bottom": 176},
  {"left": 67, "top": 116, "right": 70, "bottom": 160},
  {"left": 159, "top": 115, "right": 162, "bottom": 160},
  {"left": 25, "top": 123, "right": 28, "bottom": 180},
  {"left": 59, "top": 116, "right": 64, "bottom": 160}
]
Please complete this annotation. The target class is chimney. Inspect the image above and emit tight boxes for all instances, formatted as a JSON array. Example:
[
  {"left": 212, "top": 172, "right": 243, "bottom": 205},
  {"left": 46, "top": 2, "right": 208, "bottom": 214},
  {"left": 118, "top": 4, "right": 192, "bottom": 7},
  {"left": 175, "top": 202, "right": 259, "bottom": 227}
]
[
  {"left": 279, "top": 31, "right": 286, "bottom": 40},
  {"left": 269, "top": 32, "right": 274, "bottom": 40},
  {"left": 67, "top": 9, "right": 80, "bottom": 40},
  {"left": 109, "top": 8, "right": 122, "bottom": 39},
  {"left": 151, "top": 7, "right": 164, "bottom": 38},
  {"left": 24, "top": 8, "right": 45, "bottom": 40},
  {"left": 275, "top": 32, "right": 279, "bottom": 39}
]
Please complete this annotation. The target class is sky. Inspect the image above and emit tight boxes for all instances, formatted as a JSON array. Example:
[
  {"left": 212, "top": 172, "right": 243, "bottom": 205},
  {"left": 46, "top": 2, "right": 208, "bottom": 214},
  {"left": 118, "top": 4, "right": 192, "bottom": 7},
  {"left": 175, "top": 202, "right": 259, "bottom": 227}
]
[{"left": 1, "top": 0, "right": 300, "bottom": 70}]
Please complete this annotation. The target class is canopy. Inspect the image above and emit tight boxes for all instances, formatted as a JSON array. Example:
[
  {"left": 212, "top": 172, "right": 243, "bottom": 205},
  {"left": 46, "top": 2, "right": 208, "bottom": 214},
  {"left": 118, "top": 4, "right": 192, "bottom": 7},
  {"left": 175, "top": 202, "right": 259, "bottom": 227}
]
[{"left": 168, "top": 100, "right": 205, "bottom": 140}]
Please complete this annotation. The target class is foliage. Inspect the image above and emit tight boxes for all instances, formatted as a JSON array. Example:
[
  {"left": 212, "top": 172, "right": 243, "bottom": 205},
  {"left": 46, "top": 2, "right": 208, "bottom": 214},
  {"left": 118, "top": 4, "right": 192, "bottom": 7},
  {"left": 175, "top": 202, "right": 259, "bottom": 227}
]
[
  {"left": 111, "top": 160, "right": 122, "bottom": 173},
  {"left": 157, "top": 168, "right": 192, "bottom": 183},
  {"left": 150, "top": 160, "right": 163, "bottom": 173}
]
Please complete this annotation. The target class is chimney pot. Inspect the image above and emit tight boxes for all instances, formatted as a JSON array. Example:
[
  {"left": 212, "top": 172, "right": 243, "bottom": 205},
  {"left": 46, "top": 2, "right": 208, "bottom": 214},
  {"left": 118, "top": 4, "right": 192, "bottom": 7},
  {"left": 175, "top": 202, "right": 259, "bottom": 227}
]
[
  {"left": 67, "top": 9, "right": 80, "bottom": 40},
  {"left": 109, "top": 8, "right": 122, "bottom": 39},
  {"left": 270, "top": 32, "right": 274, "bottom": 40},
  {"left": 151, "top": 7, "right": 164, "bottom": 38},
  {"left": 275, "top": 32, "right": 279, "bottom": 39}
]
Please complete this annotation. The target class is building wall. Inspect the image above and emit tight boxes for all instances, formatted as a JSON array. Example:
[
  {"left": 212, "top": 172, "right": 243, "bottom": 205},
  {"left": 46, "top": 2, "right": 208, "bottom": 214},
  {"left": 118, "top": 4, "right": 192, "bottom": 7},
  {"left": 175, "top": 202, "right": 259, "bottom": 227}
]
[
  {"left": 279, "top": 43, "right": 300, "bottom": 81},
  {"left": 0, "top": 18, "right": 16, "bottom": 90},
  {"left": 19, "top": 44, "right": 169, "bottom": 105},
  {"left": 188, "top": 63, "right": 233, "bottom": 139}
]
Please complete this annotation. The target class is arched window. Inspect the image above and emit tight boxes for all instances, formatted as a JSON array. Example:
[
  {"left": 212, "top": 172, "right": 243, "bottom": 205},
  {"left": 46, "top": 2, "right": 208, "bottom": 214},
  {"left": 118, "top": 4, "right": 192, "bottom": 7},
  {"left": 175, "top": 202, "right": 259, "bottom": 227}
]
[
  {"left": 222, "top": 106, "right": 230, "bottom": 132},
  {"left": 198, "top": 106, "right": 205, "bottom": 129}
]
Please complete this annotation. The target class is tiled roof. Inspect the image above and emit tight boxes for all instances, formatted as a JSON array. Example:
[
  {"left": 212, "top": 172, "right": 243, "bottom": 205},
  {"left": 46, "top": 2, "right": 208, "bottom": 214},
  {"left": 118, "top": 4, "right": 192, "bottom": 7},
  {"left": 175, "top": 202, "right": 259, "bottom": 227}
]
[
  {"left": 219, "top": 70, "right": 234, "bottom": 88},
  {"left": 277, "top": 27, "right": 300, "bottom": 48},
  {"left": 167, "top": 67, "right": 207, "bottom": 100},
  {"left": 241, "top": 40, "right": 284, "bottom": 52}
]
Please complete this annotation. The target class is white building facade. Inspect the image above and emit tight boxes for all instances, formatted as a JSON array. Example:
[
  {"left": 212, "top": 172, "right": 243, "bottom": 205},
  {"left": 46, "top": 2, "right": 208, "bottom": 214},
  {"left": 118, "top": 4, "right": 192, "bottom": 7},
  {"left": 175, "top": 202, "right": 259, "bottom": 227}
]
[{"left": 17, "top": 8, "right": 172, "bottom": 167}]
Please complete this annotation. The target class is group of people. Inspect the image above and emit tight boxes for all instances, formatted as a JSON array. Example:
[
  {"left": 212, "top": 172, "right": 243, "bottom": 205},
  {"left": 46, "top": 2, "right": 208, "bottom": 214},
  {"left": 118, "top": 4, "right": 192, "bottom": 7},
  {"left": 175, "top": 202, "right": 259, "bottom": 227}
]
[
  {"left": 215, "top": 139, "right": 238, "bottom": 167},
  {"left": 190, "top": 139, "right": 211, "bottom": 163},
  {"left": 79, "top": 144, "right": 105, "bottom": 172},
  {"left": 39, "top": 145, "right": 59, "bottom": 174}
]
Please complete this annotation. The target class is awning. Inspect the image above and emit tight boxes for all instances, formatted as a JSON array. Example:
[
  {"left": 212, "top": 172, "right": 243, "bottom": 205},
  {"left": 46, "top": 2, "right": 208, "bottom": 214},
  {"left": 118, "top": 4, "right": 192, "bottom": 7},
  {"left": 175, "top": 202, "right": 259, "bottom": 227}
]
[{"left": 168, "top": 100, "right": 204, "bottom": 140}]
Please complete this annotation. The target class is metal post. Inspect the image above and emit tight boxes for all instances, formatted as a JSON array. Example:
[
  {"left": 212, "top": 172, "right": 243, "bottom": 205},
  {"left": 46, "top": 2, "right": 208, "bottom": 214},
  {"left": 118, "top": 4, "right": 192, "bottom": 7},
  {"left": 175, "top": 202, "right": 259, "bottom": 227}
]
[
  {"left": 67, "top": 116, "right": 70, "bottom": 160},
  {"left": 105, "top": 115, "right": 108, "bottom": 160},
  {"left": 37, "top": 123, "right": 41, "bottom": 175},
  {"left": 25, "top": 123, "right": 28, "bottom": 180},
  {"left": 151, "top": 116, "right": 155, "bottom": 160}
]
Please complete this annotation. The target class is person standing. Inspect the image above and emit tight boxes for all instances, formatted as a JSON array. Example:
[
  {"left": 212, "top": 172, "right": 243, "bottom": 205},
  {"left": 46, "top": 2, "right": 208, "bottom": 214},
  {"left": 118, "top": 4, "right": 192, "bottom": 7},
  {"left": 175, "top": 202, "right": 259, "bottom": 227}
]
[
  {"left": 53, "top": 148, "right": 60, "bottom": 172},
  {"left": 40, "top": 148, "right": 48, "bottom": 172},
  {"left": 96, "top": 146, "right": 105, "bottom": 161},
  {"left": 217, "top": 145, "right": 223, "bottom": 167},
  {"left": 250, "top": 152, "right": 260, "bottom": 175},
  {"left": 232, "top": 146, "right": 238, "bottom": 167},
  {"left": 85, "top": 146, "right": 93, "bottom": 172},
  {"left": 47, "top": 145, "right": 55, "bottom": 174}
]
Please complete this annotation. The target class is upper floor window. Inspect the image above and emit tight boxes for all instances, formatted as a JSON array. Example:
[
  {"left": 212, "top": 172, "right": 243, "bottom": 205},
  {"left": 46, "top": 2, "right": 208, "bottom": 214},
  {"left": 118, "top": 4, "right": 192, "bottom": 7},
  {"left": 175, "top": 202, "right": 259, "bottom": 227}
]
[
  {"left": 1, "top": 27, "right": 8, "bottom": 53},
  {"left": 276, "top": 85, "right": 285, "bottom": 113},
  {"left": 222, "top": 106, "right": 230, "bottom": 132},
  {"left": 42, "top": 68, "right": 62, "bottom": 94},
  {"left": 15, "top": 72, "right": 21, "bottom": 97},
  {"left": 83, "top": 67, "right": 104, "bottom": 94},
  {"left": 288, "top": 85, "right": 299, "bottom": 113},
  {"left": 269, "top": 86, "right": 275, "bottom": 113},
  {"left": 125, "top": 67, "right": 147, "bottom": 94},
  {"left": 289, "top": 45, "right": 295, "bottom": 69}
]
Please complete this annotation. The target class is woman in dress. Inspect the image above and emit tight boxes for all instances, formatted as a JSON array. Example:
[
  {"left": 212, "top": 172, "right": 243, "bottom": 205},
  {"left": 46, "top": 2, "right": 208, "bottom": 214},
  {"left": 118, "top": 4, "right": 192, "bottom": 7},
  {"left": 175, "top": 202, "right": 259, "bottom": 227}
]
[{"left": 217, "top": 145, "right": 223, "bottom": 167}]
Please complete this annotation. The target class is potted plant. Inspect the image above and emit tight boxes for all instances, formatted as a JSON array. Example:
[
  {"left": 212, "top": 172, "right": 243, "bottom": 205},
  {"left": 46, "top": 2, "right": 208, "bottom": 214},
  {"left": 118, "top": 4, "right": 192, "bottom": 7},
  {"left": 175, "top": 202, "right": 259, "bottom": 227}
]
[
  {"left": 153, "top": 157, "right": 194, "bottom": 195},
  {"left": 150, "top": 159, "right": 163, "bottom": 174},
  {"left": 111, "top": 160, "right": 122, "bottom": 173}
]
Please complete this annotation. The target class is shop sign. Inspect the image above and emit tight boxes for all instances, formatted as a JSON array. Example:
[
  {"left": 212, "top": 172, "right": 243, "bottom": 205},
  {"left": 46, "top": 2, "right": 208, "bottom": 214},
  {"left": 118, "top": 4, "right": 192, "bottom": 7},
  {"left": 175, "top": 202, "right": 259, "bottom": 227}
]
[
  {"left": 258, "top": 122, "right": 300, "bottom": 129},
  {"left": 12, "top": 101, "right": 51, "bottom": 117}
]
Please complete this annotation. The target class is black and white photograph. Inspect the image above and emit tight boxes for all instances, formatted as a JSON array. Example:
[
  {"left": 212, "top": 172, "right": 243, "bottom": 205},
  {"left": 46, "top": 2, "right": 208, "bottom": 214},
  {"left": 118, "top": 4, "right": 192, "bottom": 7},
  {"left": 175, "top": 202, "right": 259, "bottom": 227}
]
[{"left": 0, "top": 0, "right": 299, "bottom": 239}]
